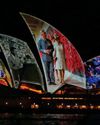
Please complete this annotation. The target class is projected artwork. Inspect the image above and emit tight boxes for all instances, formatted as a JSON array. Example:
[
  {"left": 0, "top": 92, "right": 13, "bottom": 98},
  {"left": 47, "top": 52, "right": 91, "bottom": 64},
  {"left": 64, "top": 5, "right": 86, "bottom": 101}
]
[
  {"left": 0, "top": 34, "right": 43, "bottom": 93},
  {"left": 0, "top": 59, "right": 12, "bottom": 87},
  {"left": 85, "top": 56, "right": 100, "bottom": 89},
  {"left": 0, "top": 14, "right": 99, "bottom": 94},
  {"left": 21, "top": 13, "right": 86, "bottom": 93}
]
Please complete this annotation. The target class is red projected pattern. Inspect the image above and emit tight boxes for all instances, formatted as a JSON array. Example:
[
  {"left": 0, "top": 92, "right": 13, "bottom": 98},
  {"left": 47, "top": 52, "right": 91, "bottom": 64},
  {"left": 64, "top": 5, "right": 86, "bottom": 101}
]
[
  {"left": 0, "top": 79, "right": 8, "bottom": 86},
  {"left": 47, "top": 29, "right": 85, "bottom": 75}
]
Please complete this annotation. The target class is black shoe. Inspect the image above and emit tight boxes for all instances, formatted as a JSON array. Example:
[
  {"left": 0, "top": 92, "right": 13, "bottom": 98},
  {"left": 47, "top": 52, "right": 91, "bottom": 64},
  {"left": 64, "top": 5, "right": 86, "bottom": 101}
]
[{"left": 49, "top": 82, "right": 56, "bottom": 85}]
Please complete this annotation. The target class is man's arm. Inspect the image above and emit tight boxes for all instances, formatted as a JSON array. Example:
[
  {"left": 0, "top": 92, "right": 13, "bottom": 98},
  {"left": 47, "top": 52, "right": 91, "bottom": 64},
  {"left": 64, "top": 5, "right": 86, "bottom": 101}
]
[
  {"left": 47, "top": 39, "right": 54, "bottom": 54},
  {"left": 38, "top": 39, "right": 50, "bottom": 54},
  {"left": 38, "top": 40, "right": 46, "bottom": 53}
]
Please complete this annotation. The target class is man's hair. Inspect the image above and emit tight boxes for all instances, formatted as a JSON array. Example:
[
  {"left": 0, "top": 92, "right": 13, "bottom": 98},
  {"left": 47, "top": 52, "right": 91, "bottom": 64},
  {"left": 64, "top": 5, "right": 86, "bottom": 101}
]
[{"left": 40, "top": 30, "right": 46, "bottom": 34}]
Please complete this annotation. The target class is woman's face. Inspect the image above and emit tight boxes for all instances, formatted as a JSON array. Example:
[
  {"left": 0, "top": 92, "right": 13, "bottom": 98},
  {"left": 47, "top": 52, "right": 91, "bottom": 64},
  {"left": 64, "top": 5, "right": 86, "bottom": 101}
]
[{"left": 56, "top": 38, "right": 60, "bottom": 43}]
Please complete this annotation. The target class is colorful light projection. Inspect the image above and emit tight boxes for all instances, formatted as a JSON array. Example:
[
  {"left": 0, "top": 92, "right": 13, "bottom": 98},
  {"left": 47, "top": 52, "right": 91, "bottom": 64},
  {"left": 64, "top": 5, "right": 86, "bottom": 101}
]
[{"left": 20, "top": 13, "right": 86, "bottom": 93}]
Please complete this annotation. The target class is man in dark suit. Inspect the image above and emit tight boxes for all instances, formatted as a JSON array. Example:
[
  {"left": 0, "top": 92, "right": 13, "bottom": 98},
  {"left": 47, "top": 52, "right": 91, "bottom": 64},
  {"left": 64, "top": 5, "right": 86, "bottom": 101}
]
[{"left": 38, "top": 30, "right": 55, "bottom": 85}]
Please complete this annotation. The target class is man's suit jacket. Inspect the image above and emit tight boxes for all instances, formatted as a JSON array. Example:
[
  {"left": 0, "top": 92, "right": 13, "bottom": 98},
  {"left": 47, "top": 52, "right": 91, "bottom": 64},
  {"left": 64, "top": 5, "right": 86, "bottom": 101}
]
[{"left": 38, "top": 38, "right": 54, "bottom": 62}]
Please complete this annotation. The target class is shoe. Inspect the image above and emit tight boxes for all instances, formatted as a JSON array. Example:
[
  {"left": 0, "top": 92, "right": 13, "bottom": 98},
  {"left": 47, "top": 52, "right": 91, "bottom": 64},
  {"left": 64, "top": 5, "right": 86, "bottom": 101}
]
[
  {"left": 48, "top": 82, "right": 56, "bottom": 85},
  {"left": 51, "top": 82, "right": 57, "bottom": 85}
]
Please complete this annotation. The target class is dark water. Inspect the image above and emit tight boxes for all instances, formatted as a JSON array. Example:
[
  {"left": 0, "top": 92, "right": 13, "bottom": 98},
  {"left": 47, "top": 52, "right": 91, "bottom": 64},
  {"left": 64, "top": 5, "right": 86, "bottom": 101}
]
[{"left": 0, "top": 113, "right": 100, "bottom": 125}]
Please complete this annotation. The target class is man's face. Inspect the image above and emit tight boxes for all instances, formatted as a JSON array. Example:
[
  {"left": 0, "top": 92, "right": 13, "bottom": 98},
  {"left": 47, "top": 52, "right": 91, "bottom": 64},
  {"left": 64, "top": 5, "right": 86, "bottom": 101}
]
[{"left": 41, "top": 32, "right": 47, "bottom": 39}]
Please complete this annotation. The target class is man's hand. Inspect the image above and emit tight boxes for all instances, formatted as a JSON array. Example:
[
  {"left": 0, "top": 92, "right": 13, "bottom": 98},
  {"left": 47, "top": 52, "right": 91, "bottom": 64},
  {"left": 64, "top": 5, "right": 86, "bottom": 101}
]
[{"left": 44, "top": 49, "right": 51, "bottom": 54}]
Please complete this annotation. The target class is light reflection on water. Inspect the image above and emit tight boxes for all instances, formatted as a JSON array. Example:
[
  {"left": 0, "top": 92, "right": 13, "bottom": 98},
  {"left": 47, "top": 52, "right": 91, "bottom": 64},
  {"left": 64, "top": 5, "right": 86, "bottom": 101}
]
[
  {"left": 0, "top": 113, "right": 83, "bottom": 125},
  {"left": 0, "top": 113, "right": 99, "bottom": 125}
]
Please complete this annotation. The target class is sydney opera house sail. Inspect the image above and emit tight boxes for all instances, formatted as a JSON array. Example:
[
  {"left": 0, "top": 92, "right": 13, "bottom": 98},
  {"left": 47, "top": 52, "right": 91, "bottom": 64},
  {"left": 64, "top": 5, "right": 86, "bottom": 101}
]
[
  {"left": 0, "top": 34, "right": 44, "bottom": 93},
  {"left": 20, "top": 13, "right": 86, "bottom": 93}
]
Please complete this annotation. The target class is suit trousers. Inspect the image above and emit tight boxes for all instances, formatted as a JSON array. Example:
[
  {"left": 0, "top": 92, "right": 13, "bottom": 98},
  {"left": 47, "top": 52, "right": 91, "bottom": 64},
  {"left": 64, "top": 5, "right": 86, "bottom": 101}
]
[{"left": 43, "top": 61, "right": 55, "bottom": 83}]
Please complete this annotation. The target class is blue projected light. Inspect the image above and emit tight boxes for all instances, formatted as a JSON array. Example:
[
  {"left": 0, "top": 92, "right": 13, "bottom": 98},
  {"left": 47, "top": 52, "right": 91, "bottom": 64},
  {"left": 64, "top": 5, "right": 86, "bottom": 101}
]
[{"left": 85, "top": 56, "right": 100, "bottom": 89}]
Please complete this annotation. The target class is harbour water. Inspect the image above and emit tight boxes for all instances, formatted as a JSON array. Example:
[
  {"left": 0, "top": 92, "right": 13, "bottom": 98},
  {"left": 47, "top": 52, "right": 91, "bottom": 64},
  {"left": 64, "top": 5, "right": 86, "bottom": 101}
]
[{"left": 0, "top": 113, "right": 99, "bottom": 125}]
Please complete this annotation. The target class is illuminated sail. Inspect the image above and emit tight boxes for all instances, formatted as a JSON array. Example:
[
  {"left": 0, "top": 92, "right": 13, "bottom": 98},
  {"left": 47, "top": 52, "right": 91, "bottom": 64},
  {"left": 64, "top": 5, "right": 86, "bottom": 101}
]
[{"left": 20, "top": 13, "right": 86, "bottom": 93}]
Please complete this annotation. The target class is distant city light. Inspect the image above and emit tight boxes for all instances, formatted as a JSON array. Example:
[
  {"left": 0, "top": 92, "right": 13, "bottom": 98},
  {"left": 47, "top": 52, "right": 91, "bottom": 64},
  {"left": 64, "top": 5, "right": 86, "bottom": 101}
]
[
  {"left": 47, "top": 103, "right": 50, "bottom": 105},
  {"left": 31, "top": 103, "right": 39, "bottom": 109},
  {"left": 28, "top": 97, "right": 31, "bottom": 100},
  {"left": 79, "top": 105, "right": 87, "bottom": 109},
  {"left": 66, "top": 105, "right": 71, "bottom": 109},
  {"left": 5, "top": 102, "right": 8, "bottom": 105},
  {"left": 19, "top": 102, "right": 22, "bottom": 105},
  {"left": 97, "top": 106, "right": 100, "bottom": 109}
]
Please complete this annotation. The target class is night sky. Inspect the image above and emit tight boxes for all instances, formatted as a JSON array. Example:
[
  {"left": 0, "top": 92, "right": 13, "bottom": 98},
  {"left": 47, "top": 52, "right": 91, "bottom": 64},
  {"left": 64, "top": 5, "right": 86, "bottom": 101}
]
[{"left": 0, "top": 0, "right": 99, "bottom": 62}]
